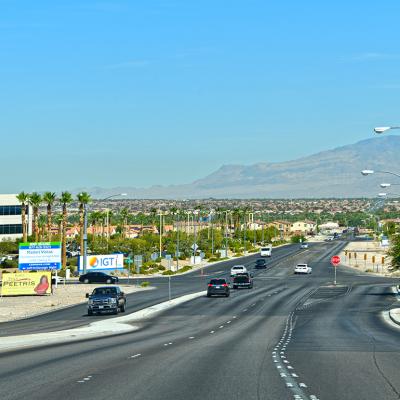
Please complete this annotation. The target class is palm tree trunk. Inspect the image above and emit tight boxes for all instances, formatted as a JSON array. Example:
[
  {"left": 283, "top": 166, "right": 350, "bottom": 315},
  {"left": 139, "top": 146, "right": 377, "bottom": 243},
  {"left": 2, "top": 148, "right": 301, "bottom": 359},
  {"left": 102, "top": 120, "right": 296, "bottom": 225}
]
[
  {"left": 34, "top": 208, "right": 39, "bottom": 242},
  {"left": 47, "top": 205, "right": 52, "bottom": 242},
  {"left": 21, "top": 206, "right": 27, "bottom": 242}
]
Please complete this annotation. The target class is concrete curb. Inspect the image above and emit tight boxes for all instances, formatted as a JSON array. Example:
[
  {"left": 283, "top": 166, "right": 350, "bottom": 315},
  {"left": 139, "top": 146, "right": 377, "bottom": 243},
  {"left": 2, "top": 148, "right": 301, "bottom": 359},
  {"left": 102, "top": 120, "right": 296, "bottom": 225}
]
[{"left": 0, "top": 290, "right": 206, "bottom": 353}]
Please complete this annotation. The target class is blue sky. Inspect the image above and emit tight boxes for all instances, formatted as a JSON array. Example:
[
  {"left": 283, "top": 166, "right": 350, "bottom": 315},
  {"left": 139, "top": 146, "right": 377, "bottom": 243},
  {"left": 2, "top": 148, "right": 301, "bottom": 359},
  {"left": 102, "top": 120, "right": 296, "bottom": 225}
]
[{"left": 2, "top": 0, "right": 400, "bottom": 192}]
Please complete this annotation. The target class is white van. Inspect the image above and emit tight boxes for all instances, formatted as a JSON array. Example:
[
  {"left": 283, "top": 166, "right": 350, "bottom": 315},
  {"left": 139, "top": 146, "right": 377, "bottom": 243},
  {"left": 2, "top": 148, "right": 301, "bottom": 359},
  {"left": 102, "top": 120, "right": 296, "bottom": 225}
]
[{"left": 260, "top": 245, "right": 272, "bottom": 257}]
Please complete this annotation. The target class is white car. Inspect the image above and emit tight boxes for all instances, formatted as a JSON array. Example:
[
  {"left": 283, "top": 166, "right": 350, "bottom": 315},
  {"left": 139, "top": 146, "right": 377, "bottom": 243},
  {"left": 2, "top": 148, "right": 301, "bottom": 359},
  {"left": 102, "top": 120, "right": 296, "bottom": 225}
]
[
  {"left": 230, "top": 265, "right": 247, "bottom": 276},
  {"left": 294, "top": 264, "right": 312, "bottom": 274},
  {"left": 300, "top": 243, "right": 308, "bottom": 249}
]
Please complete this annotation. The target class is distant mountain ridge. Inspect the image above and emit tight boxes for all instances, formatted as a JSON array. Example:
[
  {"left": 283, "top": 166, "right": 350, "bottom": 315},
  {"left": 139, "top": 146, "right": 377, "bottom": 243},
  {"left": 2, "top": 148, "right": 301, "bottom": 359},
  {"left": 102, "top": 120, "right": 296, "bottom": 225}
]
[{"left": 75, "top": 136, "right": 400, "bottom": 199}]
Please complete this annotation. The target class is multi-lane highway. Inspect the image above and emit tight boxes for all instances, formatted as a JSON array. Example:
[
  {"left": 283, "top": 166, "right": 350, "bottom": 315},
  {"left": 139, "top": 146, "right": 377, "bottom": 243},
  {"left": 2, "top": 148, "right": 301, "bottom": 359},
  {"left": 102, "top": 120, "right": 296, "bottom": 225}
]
[{"left": 1, "top": 241, "right": 399, "bottom": 400}]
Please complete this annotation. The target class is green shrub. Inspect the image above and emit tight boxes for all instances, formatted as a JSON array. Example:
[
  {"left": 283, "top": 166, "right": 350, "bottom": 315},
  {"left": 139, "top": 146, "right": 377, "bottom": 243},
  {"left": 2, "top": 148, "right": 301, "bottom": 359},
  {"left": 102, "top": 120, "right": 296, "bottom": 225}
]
[
  {"left": 179, "top": 265, "right": 192, "bottom": 273},
  {"left": 162, "top": 270, "right": 175, "bottom": 276},
  {"left": 140, "top": 281, "right": 150, "bottom": 287}
]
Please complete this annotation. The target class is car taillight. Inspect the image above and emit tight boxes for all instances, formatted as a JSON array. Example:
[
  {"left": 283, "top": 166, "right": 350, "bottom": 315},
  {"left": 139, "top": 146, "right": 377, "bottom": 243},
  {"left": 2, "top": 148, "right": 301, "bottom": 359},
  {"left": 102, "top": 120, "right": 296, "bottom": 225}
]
[
  {"left": 208, "top": 284, "right": 213, "bottom": 287},
  {"left": 222, "top": 283, "right": 228, "bottom": 287}
]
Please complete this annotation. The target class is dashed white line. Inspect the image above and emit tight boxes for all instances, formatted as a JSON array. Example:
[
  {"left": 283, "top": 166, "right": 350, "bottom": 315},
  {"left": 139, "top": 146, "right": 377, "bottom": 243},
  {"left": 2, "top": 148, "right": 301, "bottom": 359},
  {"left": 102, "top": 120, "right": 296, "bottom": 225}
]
[
  {"left": 210, "top": 330, "right": 215, "bottom": 334},
  {"left": 130, "top": 354, "right": 141, "bottom": 358},
  {"left": 188, "top": 337, "right": 195, "bottom": 340}
]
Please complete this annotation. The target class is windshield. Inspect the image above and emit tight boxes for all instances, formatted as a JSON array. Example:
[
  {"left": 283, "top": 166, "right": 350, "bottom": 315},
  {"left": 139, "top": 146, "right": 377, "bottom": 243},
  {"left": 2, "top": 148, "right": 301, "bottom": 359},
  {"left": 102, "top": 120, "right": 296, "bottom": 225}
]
[
  {"left": 210, "top": 279, "right": 226, "bottom": 285},
  {"left": 92, "top": 288, "right": 117, "bottom": 295}
]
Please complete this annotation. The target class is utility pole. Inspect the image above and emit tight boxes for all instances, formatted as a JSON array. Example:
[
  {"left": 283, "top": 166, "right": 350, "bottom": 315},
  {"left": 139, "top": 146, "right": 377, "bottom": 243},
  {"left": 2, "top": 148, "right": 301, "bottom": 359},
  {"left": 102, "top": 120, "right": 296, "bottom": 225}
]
[
  {"left": 83, "top": 203, "right": 88, "bottom": 275},
  {"left": 176, "top": 212, "right": 180, "bottom": 271},
  {"left": 158, "top": 211, "right": 163, "bottom": 258}
]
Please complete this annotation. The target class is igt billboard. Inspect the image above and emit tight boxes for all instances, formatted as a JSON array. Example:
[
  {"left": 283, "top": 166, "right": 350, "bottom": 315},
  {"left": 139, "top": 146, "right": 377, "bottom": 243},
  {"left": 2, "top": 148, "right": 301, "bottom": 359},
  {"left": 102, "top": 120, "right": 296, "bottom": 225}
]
[{"left": 78, "top": 254, "right": 124, "bottom": 272}]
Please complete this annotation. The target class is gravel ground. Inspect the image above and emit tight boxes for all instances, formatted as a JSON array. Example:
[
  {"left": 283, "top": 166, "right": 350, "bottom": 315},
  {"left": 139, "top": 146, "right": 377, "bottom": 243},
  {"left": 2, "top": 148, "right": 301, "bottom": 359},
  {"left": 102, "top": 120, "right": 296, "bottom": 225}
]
[{"left": 0, "top": 283, "right": 152, "bottom": 323}]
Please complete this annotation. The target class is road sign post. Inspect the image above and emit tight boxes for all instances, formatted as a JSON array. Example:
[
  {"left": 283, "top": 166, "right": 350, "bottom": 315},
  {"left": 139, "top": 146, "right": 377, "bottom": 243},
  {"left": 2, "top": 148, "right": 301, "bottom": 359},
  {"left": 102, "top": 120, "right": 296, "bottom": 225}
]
[{"left": 330, "top": 255, "right": 340, "bottom": 285}]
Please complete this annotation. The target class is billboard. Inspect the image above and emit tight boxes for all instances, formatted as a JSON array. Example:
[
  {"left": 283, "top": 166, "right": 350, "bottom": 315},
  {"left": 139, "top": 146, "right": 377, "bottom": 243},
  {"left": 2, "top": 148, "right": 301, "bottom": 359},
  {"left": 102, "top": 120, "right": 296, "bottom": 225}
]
[
  {"left": 1, "top": 271, "right": 52, "bottom": 296},
  {"left": 78, "top": 254, "right": 124, "bottom": 272},
  {"left": 19, "top": 242, "right": 61, "bottom": 271}
]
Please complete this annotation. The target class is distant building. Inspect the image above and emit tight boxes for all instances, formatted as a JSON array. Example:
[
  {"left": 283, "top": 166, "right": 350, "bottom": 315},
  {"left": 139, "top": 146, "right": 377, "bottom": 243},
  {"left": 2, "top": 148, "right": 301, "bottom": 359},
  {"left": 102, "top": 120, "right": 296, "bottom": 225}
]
[
  {"left": 0, "top": 194, "right": 32, "bottom": 241},
  {"left": 290, "top": 220, "right": 316, "bottom": 235}
]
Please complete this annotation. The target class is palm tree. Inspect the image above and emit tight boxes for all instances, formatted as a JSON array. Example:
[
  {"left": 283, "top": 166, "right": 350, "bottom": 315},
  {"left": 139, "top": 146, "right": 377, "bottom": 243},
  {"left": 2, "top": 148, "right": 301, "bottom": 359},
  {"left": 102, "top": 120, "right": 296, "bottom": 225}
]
[
  {"left": 60, "top": 192, "right": 73, "bottom": 270},
  {"left": 37, "top": 214, "right": 46, "bottom": 241},
  {"left": 77, "top": 192, "right": 91, "bottom": 254},
  {"left": 28, "top": 192, "right": 42, "bottom": 242},
  {"left": 43, "top": 192, "right": 57, "bottom": 241},
  {"left": 16, "top": 192, "right": 30, "bottom": 242},
  {"left": 120, "top": 207, "right": 129, "bottom": 238}
]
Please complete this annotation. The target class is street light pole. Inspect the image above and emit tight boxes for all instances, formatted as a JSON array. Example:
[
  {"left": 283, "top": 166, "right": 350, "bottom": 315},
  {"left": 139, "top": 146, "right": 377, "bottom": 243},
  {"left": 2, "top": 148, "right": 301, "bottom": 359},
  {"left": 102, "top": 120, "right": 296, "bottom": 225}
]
[
  {"left": 374, "top": 126, "right": 400, "bottom": 134},
  {"left": 83, "top": 203, "right": 88, "bottom": 275}
]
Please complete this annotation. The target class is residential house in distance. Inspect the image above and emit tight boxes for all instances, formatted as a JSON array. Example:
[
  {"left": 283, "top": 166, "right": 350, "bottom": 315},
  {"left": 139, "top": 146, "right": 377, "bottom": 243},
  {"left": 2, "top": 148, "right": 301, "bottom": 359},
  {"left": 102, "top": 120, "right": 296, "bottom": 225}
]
[{"left": 290, "top": 220, "right": 316, "bottom": 236}]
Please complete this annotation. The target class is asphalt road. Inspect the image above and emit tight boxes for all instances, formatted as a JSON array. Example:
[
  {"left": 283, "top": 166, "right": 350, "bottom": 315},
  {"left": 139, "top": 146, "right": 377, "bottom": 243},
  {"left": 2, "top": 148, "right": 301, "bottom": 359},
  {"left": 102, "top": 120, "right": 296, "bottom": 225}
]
[{"left": 1, "top": 240, "right": 399, "bottom": 400}]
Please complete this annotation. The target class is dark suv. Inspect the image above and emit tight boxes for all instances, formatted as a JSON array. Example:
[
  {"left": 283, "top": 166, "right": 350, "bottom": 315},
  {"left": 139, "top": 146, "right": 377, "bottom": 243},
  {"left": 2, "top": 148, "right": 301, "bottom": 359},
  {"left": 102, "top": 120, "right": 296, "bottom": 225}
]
[
  {"left": 255, "top": 259, "right": 267, "bottom": 269},
  {"left": 232, "top": 273, "right": 253, "bottom": 289},
  {"left": 207, "top": 278, "right": 230, "bottom": 297},
  {"left": 79, "top": 272, "right": 118, "bottom": 284},
  {"left": 86, "top": 286, "right": 126, "bottom": 315}
]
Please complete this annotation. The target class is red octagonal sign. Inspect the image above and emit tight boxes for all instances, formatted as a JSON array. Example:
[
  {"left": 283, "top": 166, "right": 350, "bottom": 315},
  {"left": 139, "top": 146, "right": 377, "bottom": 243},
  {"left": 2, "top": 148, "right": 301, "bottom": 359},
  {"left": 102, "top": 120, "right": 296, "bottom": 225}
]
[{"left": 331, "top": 255, "right": 341, "bottom": 267}]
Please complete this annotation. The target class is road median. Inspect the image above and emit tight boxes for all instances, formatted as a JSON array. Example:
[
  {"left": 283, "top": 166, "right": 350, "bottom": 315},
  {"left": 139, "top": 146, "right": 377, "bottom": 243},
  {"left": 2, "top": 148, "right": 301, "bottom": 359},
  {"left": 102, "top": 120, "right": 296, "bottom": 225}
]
[{"left": 0, "top": 290, "right": 206, "bottom": 353}]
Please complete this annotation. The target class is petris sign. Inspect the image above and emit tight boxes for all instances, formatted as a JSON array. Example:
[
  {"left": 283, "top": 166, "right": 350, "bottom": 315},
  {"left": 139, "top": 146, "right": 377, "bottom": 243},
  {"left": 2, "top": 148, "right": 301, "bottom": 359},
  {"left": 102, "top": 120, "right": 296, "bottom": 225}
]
[
  {"left": 2, "top": 271, "right": 52, "bottom": 296},
  {"left": 78, "top": 254, "right": 124, "bottom": 272}
]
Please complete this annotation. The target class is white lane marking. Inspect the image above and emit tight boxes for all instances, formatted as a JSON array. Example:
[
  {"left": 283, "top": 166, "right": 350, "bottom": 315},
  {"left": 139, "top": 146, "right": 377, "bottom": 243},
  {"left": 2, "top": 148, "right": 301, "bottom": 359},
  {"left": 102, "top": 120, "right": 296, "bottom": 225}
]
[
  {"left": 168, "top": 342, "right": 173, "bottom": 345},
  {"left": 163, "top": 343, "right": 169, "bottom": 346},
  {"left": 232, "top": 316, "right": 237, "bottom": 319},
  {"left": 77, "top": 380, "right": 85, "bottom": 383},
  {"left": 280, "top": 373, "right": 287, "bottom": 377},
  {"left": 188, "top": 337, "right": 195, "bottom": 339},
  {"left": 219, "top": 326, "right": 224, "bottom": 329},
  {"left": 227, "top": 321, "right": 231, "bottom": 324},
  {"left": 210, "top": 330, "right": 215, "bottom": 334},
  {"left": 286, "top": 383, "right": 294, "bottom": 387},
  {"left": 130, "top": 354, "right": 141, "bottom": 358},
  {"left": 83, "top": 378, "right": 90, "bottom": 381},
  {"left": 291, "top": 373, "right": 298, "bottom": 378},
  {"left": 299, "top": 383, "right": 307, "bottom": 388},
  {"left": 243, "top": 309, "right": 248, "bottom": 312}
]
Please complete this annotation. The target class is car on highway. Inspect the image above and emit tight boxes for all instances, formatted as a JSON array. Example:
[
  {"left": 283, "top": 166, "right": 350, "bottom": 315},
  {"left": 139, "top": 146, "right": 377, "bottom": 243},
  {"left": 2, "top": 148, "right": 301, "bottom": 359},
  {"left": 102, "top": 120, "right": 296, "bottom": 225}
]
[
  {"left": 232, "top": 273, "right": 253, "bottom": 289},
  {"left": 260, "top": 245, "right": 272, "bottom": 257},
  {"left": 230, "top": 265, "right": 247, "bottom": 276},
  {"left": 79, "top": 272, "right": 119, "bottom": 284},
  {"left": 207, "top": 278, "right": 230, "bottom": 297},
  {"left": 300, "top": 243, "right": 308, "bottom": 249},
  {"left": 325, "top": 236, "right": 334, "bottom": 241},
  {"left": 294, "top": 263, "right": 312, "bottom": 274},
  {"left": 255, "top": 259, "right": 267, "bottom": 269},
  {"left": 86, "top": 286, "right": 126, "bottom": 315}
]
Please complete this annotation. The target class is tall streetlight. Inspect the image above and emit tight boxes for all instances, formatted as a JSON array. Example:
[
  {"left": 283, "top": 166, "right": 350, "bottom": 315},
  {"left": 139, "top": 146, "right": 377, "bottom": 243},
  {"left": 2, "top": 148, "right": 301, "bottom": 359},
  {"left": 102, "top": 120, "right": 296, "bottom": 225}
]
[
  {"left": 374, "top": 126, "right": 400, "bottom": 134},
  {"left": 380, "top": 183, "right": 400, "bottom": 189},
  {"left": 361, "top": 170, "right": 400, "bottom": 179},
  {"left": 82, "top": 193, "right": 127, "bottom": 275}
]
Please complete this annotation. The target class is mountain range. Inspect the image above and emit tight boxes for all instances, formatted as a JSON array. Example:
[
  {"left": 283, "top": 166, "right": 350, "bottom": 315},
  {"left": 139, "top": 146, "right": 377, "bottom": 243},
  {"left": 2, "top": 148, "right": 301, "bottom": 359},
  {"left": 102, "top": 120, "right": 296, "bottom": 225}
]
[{"left": 75, "top": 136, "right": 400, "bottom": 199}]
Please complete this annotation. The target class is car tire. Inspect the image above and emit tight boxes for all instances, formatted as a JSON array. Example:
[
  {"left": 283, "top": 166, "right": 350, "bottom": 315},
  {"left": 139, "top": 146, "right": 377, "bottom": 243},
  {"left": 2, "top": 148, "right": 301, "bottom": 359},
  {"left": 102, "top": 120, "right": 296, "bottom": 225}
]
[
  {"left": 120, "top": 303, "right": 126, "bottom": 312},
  {"left": 106, "top": 279, "right": 112, "bottom": 284},
  {"left": 207, "top": 293, "right": 211, "bottom": 297},
  {"left": 233, "top": 285, "right": 237, "bottom": 289},
  {"left": 88, "top": 310, "right": 93, "bottom": 316},
  {"left": 113, "top": 307, "right": 119, "bottom": 315},
  {"left": 225, "top": 293, "right": 230, "bottom": 297},
  {"left": 84, "top": 278, "right": 89, "bottom": 284}
]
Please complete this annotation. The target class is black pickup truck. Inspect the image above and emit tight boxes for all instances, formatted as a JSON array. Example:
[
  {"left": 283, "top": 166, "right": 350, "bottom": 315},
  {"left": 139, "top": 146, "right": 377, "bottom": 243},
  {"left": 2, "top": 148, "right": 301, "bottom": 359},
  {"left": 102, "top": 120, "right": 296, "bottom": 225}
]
[
  {"left": 86, "top": 286, "right": 126, "bottom": 315},
  {"left": 232, "top": 273, "right": 253, "bottom": 289}
]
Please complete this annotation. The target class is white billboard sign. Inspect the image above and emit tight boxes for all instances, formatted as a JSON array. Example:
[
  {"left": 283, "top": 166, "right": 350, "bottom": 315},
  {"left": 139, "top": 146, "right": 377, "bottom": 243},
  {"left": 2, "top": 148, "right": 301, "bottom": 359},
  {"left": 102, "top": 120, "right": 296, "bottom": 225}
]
[
  {"left": 19, "top": 242, "right": 61, "bottom": 270},
  {"left": 78, "top": 254, "right": 124, "bottom": 272}
]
